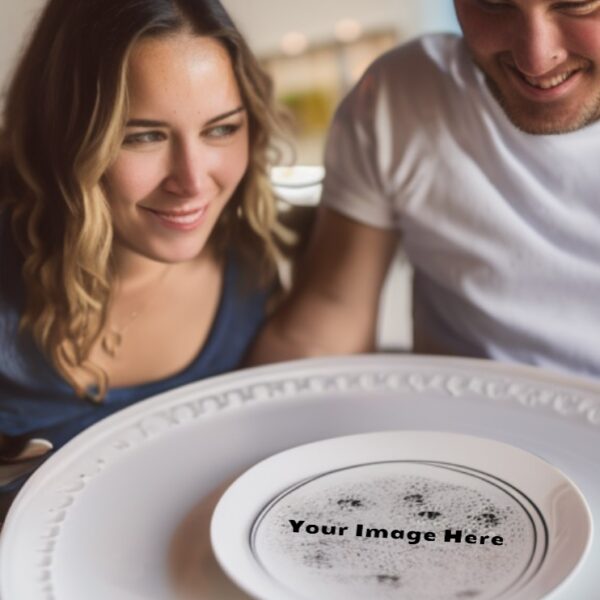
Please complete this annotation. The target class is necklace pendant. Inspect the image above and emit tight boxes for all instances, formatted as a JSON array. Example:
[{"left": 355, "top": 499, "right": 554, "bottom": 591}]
[{"left": 101, "top": 329, "right": 123, "bottom": 358}]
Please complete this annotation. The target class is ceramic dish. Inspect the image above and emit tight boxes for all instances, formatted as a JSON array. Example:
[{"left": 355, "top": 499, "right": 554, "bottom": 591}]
[
  {"left": 212, "top": 431, "right": 591, "bottom": 600},
  {"left": 1, "top": 355, "right": 600, "bottom": 599},
  {"left": 270, "top": 165, "right": 323, "bottom": 206}
]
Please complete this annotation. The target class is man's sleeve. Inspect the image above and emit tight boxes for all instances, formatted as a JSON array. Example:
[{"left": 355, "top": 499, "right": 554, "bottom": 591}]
[{"left": 321, "top": 66, "right": 397, "bottom": 230}]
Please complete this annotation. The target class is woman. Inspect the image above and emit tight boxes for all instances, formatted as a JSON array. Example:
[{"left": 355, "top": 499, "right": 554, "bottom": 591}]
[{"left": 0, "top": 0, "right": 288, "bottom": 501}]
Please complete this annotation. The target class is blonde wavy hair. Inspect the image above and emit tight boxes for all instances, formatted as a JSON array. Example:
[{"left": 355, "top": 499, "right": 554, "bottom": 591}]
[{"left": 0, "top": 0, "right": 289, "bottom": 400}]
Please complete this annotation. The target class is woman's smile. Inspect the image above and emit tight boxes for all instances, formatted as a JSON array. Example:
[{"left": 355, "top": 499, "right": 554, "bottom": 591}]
[{"left": 140, "top": 204, "right": 209, "bottom": 231}]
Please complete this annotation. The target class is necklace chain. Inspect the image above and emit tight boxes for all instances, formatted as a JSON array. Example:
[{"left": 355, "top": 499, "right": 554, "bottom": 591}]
[
  {"left": 100, "top": 266, "right": 172, "bottom": 359},
  {"left": 100, "top": 310, "right": 141, "bottom": 358}
]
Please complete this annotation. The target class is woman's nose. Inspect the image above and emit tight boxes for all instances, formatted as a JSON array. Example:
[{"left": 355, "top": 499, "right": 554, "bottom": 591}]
[
  {"left": 511, "top": 13, "right": 568, "bottom": 76},
  {"left": 163, "top": 141, "right": 210, "bottom": 198}
]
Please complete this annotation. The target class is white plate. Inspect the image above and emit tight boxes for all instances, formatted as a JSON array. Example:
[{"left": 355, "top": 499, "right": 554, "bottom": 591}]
[
  {"left": 270, "top": 165, "right": 324, "bottom": 188},
  {"left": 211, "top": 431, "right": 591, "bottom": 600},
  {"left": 270, "top": 166, "right": 323, "bottom": 206},
  {"left": 1, "top": 355, "right": 600, "bottom": 600}
]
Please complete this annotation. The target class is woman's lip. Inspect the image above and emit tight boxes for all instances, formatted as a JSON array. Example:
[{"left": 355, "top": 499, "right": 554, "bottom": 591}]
[
  {"left": 141, "top": 205, "right": 208, "bottom": 231},
  {"left": 141, "top": 206, "right": 207, "bottom": 217},
  {"left": 505, "top": 65, "right": 584, "bottom": 102}
]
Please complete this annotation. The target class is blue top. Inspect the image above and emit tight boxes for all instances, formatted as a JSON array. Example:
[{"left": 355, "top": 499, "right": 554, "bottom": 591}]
[{"left": 0, "top": 220, "right": 270, "bottom": 509}]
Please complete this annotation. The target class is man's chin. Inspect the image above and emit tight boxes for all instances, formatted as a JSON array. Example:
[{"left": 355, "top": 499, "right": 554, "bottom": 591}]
[
  {"left": 487, "top": 86, "right": 595, "bottom": 136},
  {"left": 503, "top": 111, "right": 587, "bottom": 136},
  {"left": 502, "top": 104, "right": 600, "bottom": 135},
  {"left": 484, "top": 74, "right": 600, "bottom": 135}
]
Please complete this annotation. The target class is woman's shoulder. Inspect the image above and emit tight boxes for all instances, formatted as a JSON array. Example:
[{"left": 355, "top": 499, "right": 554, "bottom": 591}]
[
  {"left": 186, "top": 250, "right": 272, "bottom": 374},
  {"left": 224, "top": 247, "right": 278, "bottom": 298},
  {"left": 220, "top": 250, "right": 274, "bottom": 323},
  {"left": 0, "top": 211, "right": 24, "bottom": 305},
  {"left": 0, "top": 212, "right": 52, "bottom": 392}
]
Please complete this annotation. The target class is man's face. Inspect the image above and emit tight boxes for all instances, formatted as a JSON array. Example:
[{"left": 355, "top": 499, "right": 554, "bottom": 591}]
[{"left": 454, "top": 0, "right": 600, "bottom": 134}]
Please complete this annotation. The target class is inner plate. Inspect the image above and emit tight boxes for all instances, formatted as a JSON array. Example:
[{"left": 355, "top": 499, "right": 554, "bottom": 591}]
[{"left": 211, "top": 431, "right": 591, "bottom": 600}]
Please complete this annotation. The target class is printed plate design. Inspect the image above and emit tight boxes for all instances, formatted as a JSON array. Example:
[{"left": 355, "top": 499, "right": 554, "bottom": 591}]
[{"left": 212, "top": 432, "right": 591, "bottom": 600}]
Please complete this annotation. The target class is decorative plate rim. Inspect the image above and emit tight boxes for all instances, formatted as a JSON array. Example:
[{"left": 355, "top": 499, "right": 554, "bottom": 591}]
[{"left": 2, "top": 354, "right": 600, "bottom": 600}]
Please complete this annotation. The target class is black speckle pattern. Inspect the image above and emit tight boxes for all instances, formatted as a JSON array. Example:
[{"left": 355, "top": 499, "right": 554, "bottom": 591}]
[
  {"left": 376, "top": 574, "right": 402, "bottom": 587},
  {"left": 404, "top": 494, "right": 425, "bottom": 505},
  {"left": 303, "top": 549, "right": 332, "bottom": 570},
  {"left": 473, "top": 513, "right": 501, "bottom": 528},
  {"left": 253, "top": 462, "right": 539, "bottom": 600},
  {"left": 337, "top": 497, "right": 365, "bottom": 510},
  {"left": 417, "top": 511, "right": 442, "bottom": 520}
]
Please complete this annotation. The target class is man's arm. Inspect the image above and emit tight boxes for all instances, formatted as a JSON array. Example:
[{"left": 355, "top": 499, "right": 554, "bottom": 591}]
[{"left": 248, "top": 206, "right": 397, "bottom": 364}]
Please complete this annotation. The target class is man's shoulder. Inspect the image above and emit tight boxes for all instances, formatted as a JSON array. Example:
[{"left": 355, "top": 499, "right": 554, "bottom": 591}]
[
  {"left": 344, "top": 33, "right": 480, "bottom": 127},
  {"left": 369, "top": 33, "right": 470, "bottom": 83},
  {"left": 356, "top": 34, "right": 481, "bottom": 105}
]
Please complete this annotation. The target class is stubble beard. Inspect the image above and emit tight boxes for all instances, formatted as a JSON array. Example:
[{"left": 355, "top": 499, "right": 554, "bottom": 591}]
[
  {"left": 484, "top": 72, "right": 600, "bottom": 135},
  {"left": 463, "top": 46, "right": 600, "bottom": 135}
]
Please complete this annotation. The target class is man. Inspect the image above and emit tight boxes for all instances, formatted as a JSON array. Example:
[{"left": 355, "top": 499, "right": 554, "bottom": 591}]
[{"left": 251, "top": 0, "right": 600, "bottom": 378}]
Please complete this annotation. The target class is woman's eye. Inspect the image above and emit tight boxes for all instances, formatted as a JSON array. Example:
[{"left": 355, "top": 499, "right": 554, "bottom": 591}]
[
  {"left": 203, "top": 123, "right": 241, "bottom": 139},
  {"left": 122, "top": 131, "right": 165, "bottom": 146},
  {"left": 556, "top": 0, "right": 600, "bottom": 14}
]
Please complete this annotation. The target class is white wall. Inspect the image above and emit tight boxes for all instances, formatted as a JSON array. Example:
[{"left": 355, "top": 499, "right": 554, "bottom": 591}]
[
  {"left": 0, "top": 0, "right": 45, "bottom": 100},
  {"left": 224, "top": 0, "right": 422, "bottom": 56},
  {"left": 0, "top": 1, "right": 460, "bottom": 94},
  {"left": 223, "top": 0, "right": 459, "bottom": 56}
]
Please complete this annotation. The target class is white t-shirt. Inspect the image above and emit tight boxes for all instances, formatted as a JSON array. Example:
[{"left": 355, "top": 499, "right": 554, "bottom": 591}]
[{"left": 322, "top": 33, "right": 600, "bottom": 378}]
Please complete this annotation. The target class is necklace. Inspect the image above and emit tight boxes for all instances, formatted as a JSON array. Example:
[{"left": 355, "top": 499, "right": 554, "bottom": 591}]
[
  {"left": 100, "top": 265, "right": 173, "bottom": 359},
  {"left": 100, "top": 310, "right": 142, "bottom": 358}
]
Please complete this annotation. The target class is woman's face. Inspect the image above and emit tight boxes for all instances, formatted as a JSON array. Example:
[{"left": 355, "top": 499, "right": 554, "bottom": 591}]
[{"left": 104, "top": 34, "right": 249, "bottom": 266}]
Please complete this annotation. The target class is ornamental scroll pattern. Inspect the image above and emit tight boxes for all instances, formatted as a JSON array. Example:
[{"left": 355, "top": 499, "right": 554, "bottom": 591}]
[{"left": 34, "top": 365, "right": 600, "bottom": 599}]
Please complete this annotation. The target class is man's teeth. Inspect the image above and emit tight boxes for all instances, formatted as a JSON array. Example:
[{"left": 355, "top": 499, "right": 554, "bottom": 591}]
[{"left": 523, "top": 71, "right": 574, "bottom": 90}]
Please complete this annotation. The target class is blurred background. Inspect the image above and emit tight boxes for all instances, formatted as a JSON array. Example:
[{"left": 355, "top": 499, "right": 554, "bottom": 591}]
[
  {"left": 226, "top": 0, "right": 459, "bottom": 163},
  {"left": 0, "top": 0, "right": 459, "bottom": 162},
  {"left": 0, "top": 0, "right": 461, "bottom": 350}
]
